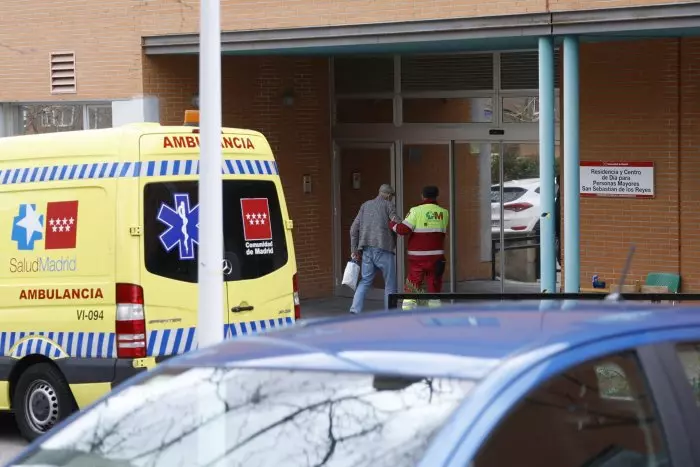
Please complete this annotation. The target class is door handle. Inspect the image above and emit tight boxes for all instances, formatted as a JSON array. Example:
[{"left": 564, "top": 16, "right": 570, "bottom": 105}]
[{"left": 231, "top": 305, "right": 254, "bottom": 313}]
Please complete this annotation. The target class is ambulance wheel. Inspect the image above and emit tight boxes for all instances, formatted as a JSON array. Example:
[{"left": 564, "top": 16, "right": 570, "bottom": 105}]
[{"left": 13, "top": 363, "right": 76, "bottom": 441}]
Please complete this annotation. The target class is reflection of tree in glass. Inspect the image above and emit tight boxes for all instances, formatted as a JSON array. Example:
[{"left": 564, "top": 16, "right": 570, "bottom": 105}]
[
  {"left": 492, "top": 147, "right": 560, "bottom": 182},
  {"left": 21, "top": 105, "right": 83, "bottom": 134},
  {"left": 34, "top": 369, "right": 472, "bottom": 467},
  {"left": 55, "top": 368, "right": 253, "bottom": 466},
  {"left": 503, "top": 97, "right": 538, "bottom": 123},
  {"left": 596, "top": 364, "right": 631, "bottom": 398},
  {"left": 209, "top": 377, "right": 459, "bottom": 467}
]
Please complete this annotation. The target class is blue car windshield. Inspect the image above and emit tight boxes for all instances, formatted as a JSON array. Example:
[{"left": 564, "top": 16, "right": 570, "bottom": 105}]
[{"left": 13, "top": 367, "right": 476, "bottom": 467}]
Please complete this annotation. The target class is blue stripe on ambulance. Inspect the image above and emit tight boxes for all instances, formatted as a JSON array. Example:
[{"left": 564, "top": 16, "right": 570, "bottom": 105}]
[
  {"left": 0, "top": 317, "right": 293, "bottom": 359},
  {"left": 0, "top": 158, "right": 279, "bottom": 185}
]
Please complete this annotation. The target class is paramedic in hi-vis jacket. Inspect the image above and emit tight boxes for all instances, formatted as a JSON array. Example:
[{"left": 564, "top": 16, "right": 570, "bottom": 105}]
[{"left": 389, "top": 185, "right": 449, "bottom": 310}]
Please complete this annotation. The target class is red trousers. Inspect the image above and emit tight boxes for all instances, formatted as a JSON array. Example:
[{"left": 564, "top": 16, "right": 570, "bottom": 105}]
[{"left": 405, "top": 257, "right": 445, "bottom": 293}]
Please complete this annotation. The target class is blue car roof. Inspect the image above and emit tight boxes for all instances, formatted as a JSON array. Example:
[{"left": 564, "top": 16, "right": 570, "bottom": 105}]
[{"left": 170, "top": 302, "right": 700, "bottom": 380}]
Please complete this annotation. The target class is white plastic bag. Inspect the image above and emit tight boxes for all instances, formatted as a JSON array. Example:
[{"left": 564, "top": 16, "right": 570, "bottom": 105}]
[{"left": 342, "top": 259, "right": 361, "bottom": 290}]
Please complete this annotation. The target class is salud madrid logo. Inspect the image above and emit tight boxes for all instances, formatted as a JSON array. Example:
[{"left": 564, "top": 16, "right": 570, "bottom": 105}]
[{"left": 9, "top": 201, "right": 79, "bottom": 273}]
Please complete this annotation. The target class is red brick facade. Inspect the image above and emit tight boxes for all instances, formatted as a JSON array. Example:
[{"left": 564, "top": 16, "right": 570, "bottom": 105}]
[
  {"left": 565, "top": 38, "right": 699, "bottom": 291},
  {"left": 1, "top": 0, "right": 698, "bottom": 296},
  {"left": 144, "top": 55, "right": 333, "bottom": 297}
]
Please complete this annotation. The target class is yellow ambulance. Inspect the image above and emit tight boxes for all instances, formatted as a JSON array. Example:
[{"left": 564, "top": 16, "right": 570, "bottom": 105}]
[{"left": 0, "top": 111, "right": 300, "bottom": 440}]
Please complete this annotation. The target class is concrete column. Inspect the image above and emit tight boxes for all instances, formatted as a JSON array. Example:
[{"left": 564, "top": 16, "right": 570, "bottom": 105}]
[
  {"left": 563, "top": 36, "right": 580, "bottom": 292},
  {"left": 0, "top": 104, "right": 17, "bottom": 137},
  {"left": 538, "top": 37, "right": 556, "bottom": 293},
  {"left": 0, "top": 104, "right": 7, "bottom": 138},
  {"left": 111, "top": 96, "right": 160, "bottom": 127}
]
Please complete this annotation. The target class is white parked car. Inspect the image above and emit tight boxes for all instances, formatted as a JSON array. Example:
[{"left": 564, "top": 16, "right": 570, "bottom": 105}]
[{"left": 491, "top": 178, "right": 542, "bottom": 234}]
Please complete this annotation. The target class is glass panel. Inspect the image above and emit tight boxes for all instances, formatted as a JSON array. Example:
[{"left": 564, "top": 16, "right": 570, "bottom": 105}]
[
  {"left": 340, "top": 146, "right": 394, "bottom": 293},
  {"left": 20, "top": 104, "right": 83, "bottom": 134},
  {"left": 499, "top": 50, "right": 562, "bottom": 90},
  {"left": 87, "top": 105, "right": 113, "bottom": 129},
  {"left": 14, "top": 368, "right": 476, "bottom": 467},
  {"left": 335, "top": 98, "right": 393, "bottom": 124},
  {"left": 454, "top": 143, "right": 498, "bottom": 286},
  {"left": 143, "top": 180, "right": 288, "bottom": 283},
  {"left": 674, "top": 342, "right": 700, "bottom": 406},
  {"left": 401, "top": 144, "right": 451, "bottom": 293},
  {"left": 334, "top": 56, "right": 394, "bottom": 94},
  {"left": 401, "top": 53, "right": 494, "bottom": 91},
  {"left": 402, "top": 97, "right": 492, "bottom": 124},
  {"left": 498, "top": 143, "right": 541, "bottom": 290},
  {"left": 502, "top": 96, "right": 561, "bottom": 123},
  {"left": 473, "top": 351, "right": 671, "bottom": 466}
]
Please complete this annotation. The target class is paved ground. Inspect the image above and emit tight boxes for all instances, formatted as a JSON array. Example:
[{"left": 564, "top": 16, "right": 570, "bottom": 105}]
[
  {"left": 0, "top": 278, "right": 549, "bottom": 462},
  {"left": 0, "top": 413, "right": 25, "bottom": 464}
]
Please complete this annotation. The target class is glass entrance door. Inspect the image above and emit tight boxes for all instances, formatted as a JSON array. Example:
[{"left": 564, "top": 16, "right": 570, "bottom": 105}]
[
  {"left": 333, "top": 142, "right": 396, "bottom": 299},
  {"left": 452, "top": 141, "right": 553, "bottom": 293},
  {"left": 400, "top": 143, "right": 451, "bottom": 293},
  {"left": 494, "top": 142, "right": 547, "bottom": 292},
  {"left": 452, "top": 142, "right": 499, "bottom": 291}
]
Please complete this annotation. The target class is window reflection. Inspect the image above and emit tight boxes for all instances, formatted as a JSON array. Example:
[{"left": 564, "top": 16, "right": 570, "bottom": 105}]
[
  {"left": 502, "top": 96, "right": 560, "bottom": 124},
  {"left": 675, "top": 343, "right": 700, "bottom": 406},
  {"left": 21, "top": 104, "right": 83, "bottom": 134},
  {"left": 18, "top": 368, "right": 475, "bottom": 467}
]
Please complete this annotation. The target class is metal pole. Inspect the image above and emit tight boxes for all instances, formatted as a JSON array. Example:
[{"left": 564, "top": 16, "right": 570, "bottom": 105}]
[
  {"left": 449, "top": 140, "right": 456, "bottom": 293},
  {"left": 538, "top": 36, "right": 556, "bottom": 293},
  {"left": 499, "top": 143, "right": 505, "bottom": 294},
  {"left": 197, "top": 0, "right": 224, "bottom": 347},
  {"left": 196, "top": 2, "right": 226, "bottom": 462},
  {"left": 395, "top": 140, "right": 404, "bottom": 295},
  {"left": 563, "top": 36, "right": 580, "bottom": 293}
]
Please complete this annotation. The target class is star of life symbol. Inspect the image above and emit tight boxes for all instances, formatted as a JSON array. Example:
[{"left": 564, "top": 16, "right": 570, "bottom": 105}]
[
  {"left": 157, "top": 193, "right": 200, "bottom": 260},
  {"left": 11, "top": 204, "right": 44, "bottom": 251}
]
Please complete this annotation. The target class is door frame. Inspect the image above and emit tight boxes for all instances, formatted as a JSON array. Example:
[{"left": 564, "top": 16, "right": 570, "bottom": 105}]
[{"left": 332, "top": 140, "right": 398, "bottom": 298}]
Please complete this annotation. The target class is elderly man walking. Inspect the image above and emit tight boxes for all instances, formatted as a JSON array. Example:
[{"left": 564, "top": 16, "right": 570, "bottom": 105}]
[{"left": 349, "top": 184, "right": 400, "bottom": 313}]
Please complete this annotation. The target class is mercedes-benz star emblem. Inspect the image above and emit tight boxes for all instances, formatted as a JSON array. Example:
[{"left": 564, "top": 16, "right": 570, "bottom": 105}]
[{"left": 222, "top": 259, "right": 233, "bottom": 275}]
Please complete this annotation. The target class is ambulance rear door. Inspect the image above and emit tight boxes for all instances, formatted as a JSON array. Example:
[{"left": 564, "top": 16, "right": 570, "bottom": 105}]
[
  {"left": 139, "top": 171, "right": 229, "bottom": 357},
  {"left": 222, "top": 176, "right": 295, "bottom": 336}
]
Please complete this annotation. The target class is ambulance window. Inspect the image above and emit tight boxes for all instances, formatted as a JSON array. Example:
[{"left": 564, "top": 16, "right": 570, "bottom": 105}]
[{"left": 143, "top": 180, "right": 288, "bottom": 283}]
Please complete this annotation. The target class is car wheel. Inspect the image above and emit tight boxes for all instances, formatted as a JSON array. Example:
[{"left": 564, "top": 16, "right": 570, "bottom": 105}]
[{"left": 13, "top": 363, "right": 76, "bottom": 441}]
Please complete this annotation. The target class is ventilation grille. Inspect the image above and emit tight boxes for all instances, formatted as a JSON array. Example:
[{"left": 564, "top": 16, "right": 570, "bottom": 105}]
[
  {"left": 500, "top": 50, "right": 561, "bottom": 90},
  {"left": 401, "top": 54, "right": 493, "bottom": 92},
  {"left": 50, "top": 52, "right": 77, "bottom": 94},
  {"left": 334, "top": 56, "right": 394, "bottom": 94}
]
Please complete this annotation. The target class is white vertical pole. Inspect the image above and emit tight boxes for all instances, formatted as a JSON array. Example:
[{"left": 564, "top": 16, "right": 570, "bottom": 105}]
[
  {"left": 197, "top": 0, "right": 224, "bottom": 348},
  {"left": 196, "top": 1, "right": 226, "bottom": 464}
]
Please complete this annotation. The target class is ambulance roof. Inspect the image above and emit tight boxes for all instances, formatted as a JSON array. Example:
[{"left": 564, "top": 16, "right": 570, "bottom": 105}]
[{"left": 0, "top": 123, "right": 270, "bottom": 164}]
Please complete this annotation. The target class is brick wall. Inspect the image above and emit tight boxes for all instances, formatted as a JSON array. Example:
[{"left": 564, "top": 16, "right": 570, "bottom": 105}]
[
  {"left": 1, "top": 0, "right": 680, "bottom": 103},
  {"left": 0, "top": 0, "right": 146, "bottom": 101},
  {"left": 568, "top": 38, "right": 700, "bottom": 292},
  {"left": 2, "top": 0, "right": 547, "bottom": 101},
  {"left": 680, "top": 39, "right": 700, "bottom": 291},
  {"left": 144, "top": 55, "right": 333, "bottom": 298}
]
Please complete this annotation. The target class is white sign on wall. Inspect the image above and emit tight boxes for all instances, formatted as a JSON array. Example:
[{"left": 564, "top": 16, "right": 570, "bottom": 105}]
[{"left": 580, "top": 161, "right": 655, "bottom": 199}]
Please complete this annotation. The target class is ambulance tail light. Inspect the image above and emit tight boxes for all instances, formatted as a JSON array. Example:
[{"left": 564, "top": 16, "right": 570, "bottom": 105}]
[
  {"left": 293, "top": 273, "right": 301, "bottom": 320},
  {"left": 115, "top": 283, "right": 147, "bottom": 359}
]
